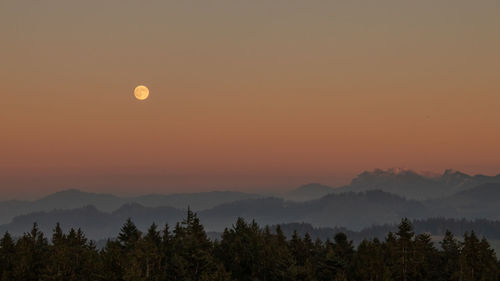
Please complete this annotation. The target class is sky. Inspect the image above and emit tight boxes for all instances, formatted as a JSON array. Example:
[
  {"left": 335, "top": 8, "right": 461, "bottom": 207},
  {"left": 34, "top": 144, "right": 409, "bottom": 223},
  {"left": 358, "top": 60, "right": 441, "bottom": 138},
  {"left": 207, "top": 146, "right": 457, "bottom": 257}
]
[{"left": 1, "top": 0, "right": 499, "bottom": 199}]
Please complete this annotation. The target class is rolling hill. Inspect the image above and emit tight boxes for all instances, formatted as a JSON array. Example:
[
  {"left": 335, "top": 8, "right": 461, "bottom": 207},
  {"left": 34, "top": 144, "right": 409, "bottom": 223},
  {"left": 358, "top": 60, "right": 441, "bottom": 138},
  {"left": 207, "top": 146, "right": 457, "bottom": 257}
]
[{"left": 0, "top": 189, "right": 261, "bottom": 225}]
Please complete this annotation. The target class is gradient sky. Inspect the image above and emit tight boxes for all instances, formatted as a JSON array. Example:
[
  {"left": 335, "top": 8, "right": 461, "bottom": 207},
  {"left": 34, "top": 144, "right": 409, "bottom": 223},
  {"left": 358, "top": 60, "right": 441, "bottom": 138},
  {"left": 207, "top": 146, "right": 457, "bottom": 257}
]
[{"left": 1, "top": 0, "right": 499, "bottom": 199}]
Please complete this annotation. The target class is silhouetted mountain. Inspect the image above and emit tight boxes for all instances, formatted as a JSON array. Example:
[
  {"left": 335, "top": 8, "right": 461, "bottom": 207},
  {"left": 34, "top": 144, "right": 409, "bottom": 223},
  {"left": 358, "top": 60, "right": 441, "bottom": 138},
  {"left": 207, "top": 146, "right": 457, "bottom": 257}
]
[
  {"left": 335, "top": 168, "right": 500, "bottom": 200},
  {"left": 0, "top": 206, "right": 115, "bottom": 239},
  {"left": 132, "top": 191, "right": 261, "bottom": 210},
  {"left": 3, "top": 182, "right": 500, "bottom": 240},
  {"left": 33, "top": 189, "right": 124, "bottom": 212},
  {"left": 111, "top": 203, "right": 185, "bottom": 229},
  {"left": 0, "top": 190, "right": 430, "bottom": 239},
  {"left": 427, "top": 183, "right": 500, "bottom": 220},
  {"left": 0, "top": 200, "right": 30, "bottom": 227},
  {"left": 2, "top": 168, "right": 500, "bottom": 239},
  {"left": 203, "top": 190, "right": 428, "bottom": 231},
  {"left": 284, "top": 183, "right": 335, "bottom": 201},
  {"left": 0, "top": 189, "right": 260, "bottom": 225},
  {"left": 0, "top": 204, "right": 185, "bottom": 240}
]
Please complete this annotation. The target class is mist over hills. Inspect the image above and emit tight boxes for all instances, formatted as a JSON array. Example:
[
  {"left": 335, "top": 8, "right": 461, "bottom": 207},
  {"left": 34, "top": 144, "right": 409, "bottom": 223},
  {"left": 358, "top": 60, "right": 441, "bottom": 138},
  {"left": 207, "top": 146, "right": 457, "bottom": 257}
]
[
  {"left": 0, "top": 190, "right": 426, "bottom": 239},
  {"left": 338, "top": 168, "right": 500, "bottom": 200},
  {"left": 284, "top": 183, "right": 335, "bottom": 201},
  {"left": 0, "top": 189, "right": 261, "bottom": 225},
  {"left": 288, "top": 168, "right": 500, "bottom": 201},
  {"left": 427, "top": 183, "right": 500, "bottom": 220},
  {"left": 2, "top": 183, "right": 500, "bottom": 241},
  {"left": 200, "top": 190, "right": 427, "bottom": 231},
  {"left": 1, "top": 168, "right": 499, "bottom": 240},
  {"left": 0, "top": 204, "right": 186, "bottom": 239},
  {"left": 3, "top": 182, "right": 500, "bottom": 240}
]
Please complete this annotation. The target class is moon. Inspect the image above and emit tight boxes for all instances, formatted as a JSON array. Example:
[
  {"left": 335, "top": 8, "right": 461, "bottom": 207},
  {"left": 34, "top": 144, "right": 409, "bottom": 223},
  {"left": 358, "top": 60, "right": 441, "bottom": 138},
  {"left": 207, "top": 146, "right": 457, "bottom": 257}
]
[{"left": 134, "top": 85, "right": 149, "bottom": 100}]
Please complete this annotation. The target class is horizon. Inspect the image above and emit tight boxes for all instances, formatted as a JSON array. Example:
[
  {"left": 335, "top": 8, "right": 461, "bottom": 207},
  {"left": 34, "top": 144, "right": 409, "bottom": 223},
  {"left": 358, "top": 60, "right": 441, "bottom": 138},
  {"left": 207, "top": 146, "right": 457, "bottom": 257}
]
[
  {"left": 2, "top": 2, "right": 500, "bottom": 279},
  {"left": 2, "top": 1, "right": 499, "bottom": 198},
  {"left": 4, "top": 167, "right": 499, "bottom": 201}
]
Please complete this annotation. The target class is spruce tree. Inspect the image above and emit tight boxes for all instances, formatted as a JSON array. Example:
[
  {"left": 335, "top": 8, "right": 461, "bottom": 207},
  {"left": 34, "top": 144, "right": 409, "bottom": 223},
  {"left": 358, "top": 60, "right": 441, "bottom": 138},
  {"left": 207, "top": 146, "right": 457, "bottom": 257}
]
[
  {"left": 0, "top": 232, "right": 15, "bottom": 281},
  {"left": 395, "top": 218, "right": 415, "bottom": 281},
  {"left": 413, "top": 233, "right": 439, "bottom": 281},
  {"left": 440, "top": 230, "right": 461, "bottom": 281},
  {"left": 12, "top": 223, "right": 49, "bottom": 281},
  {"left": 118, "top": 218, "right": 142, "bottom": 251}
]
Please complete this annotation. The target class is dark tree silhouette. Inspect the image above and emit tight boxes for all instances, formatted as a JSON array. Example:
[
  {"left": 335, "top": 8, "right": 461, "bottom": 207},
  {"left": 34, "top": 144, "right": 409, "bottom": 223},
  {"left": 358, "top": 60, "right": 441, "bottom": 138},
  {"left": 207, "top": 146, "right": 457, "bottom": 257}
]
[{"left": 0, "top": 216, "right": 498, "bottom": 280}]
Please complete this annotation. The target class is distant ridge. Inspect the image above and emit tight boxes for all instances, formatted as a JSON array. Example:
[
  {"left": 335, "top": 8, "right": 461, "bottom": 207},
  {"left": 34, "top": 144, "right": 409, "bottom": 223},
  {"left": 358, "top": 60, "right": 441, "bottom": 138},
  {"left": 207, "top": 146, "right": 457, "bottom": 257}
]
[
  {"left": 428, "top": 183, "right": 500, "bottom": 220},
  {"left": 2, "top": 182, "right": 500, "bottom": 240},
  {"left": 0, "top": 190, "right": 427, "bottom": 238},
  {"left": 1, "top": 168, "right": 499, "bottom": 233},
  {"left": 0, "top": 189, "right": 261, "bottom": 225},
  {"left": 285, "top": 183, "right": 335, "bottom": 201},
  {"left": 284, "top": 168, "right": 500, "bottom": 201},
  {"left": 334, "top": 168, "right": 500, "bottom": 200}
]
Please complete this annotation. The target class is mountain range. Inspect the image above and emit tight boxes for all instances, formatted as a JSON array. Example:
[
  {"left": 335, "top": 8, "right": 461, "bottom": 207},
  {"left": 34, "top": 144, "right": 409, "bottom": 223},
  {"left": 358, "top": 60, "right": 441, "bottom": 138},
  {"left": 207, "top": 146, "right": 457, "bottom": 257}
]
[
  {"left": 1, "top": 168, "right": 499, "bottom": 240},
  {"left": 1, "top": 182, "right": 500, "bottom": 240},
  {"left": 286, "top": 168, "right": 500, "bottom": 201},
  {"left": 0, "top": 190, "right": 260, "bottom": 225},
  {"left": 0, "top": 190, "right": 426, "bottom": 239},
  {"left": 336, "top": 168, "right": 500, "bottom": 200}
]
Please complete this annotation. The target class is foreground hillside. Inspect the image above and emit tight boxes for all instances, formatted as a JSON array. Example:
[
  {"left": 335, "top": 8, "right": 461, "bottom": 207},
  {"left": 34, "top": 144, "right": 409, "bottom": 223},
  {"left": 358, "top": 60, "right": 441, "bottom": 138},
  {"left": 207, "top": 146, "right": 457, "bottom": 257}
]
[{"left": 1, "top": 213, "right": 498, "bottom": 280}]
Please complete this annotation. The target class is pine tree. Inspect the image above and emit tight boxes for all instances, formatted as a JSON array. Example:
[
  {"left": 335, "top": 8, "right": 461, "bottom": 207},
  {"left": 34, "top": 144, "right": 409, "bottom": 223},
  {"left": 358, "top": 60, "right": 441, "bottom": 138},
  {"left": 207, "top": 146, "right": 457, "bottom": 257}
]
[
  {"left": 354, "top": 239, "right": 389, "bottom": 281},
  {"left": 440, "top": 230, "right": 461, "bottom": 281},
  {"left": 394, "top": 218, "right": 415, "bottom": 281},
  {"left": 216, "top": 218, "right": 263, "bottom": 280},
  {"left": 320, "top": 233, "right": 354, "bottom": 281},
  {"left": 460, "top": 231, "right": 499, "bottom": 281},
  {"left": 0, "top": 232, "right": 15, "bottom": 281},
  {"left": 43, "top": 223, "right": 68, "bottom": 280},
  {"left": 170, "top": 208, "right": 227, "bottom": 281},
  {"left": 43, "top": 225, "right": 100, "bottom": 281},
  {"left": 160, "top": 223, "right": 173, "bottom": 280},
  {"left": 1, "top": 214, "right": 499, "bottom": 281},
  {"left": 311, "top": 237, "right": 327, "bottom": 280},
  {"left": 413, "top": 233, "right": 439, "bottom": 281},
  {"left": 477, "top": 237, "right": 499, "bottom": 280},
  {"left": 100, "top": 239, "right": 124, "bottom": 281},
  {"left": 124, "top": 223, "right": 163, "bottom": 280},
  {"left": 12, "top": 223, "right": 49, "bottom": 281},
  {"left": 288, "top": 230, "right": 314, "bottom": 280},
  {"left": 118, "top": 218, "right": 142, "bottom": 251}
]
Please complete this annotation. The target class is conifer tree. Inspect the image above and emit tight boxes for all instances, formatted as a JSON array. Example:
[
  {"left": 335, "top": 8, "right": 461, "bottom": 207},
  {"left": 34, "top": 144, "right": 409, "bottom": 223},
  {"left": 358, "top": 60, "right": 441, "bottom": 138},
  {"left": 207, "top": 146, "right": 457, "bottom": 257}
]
[
  {"left": 12, "top": 223, "right": 49, "bottom": 281},
  {"left": 0, "top": 232, "right": 15, "bottom": 281},
  {"left": 413, "top": 233, "right": 439, "bottom": 281},
  {"left": 100, "top": 239, "right": 124, "bottom": 281},
  {"left": 395, "top": 218, "right": 415, "bottom": 281},
  {"left": 0, "top": 215, "right": 498, "bottom": 281},
  {"left": 118, "top": 218, "right": 142, "bottom": 251},
  {"left": 170, "top": 208, "right": 226, "bottom": 281},
  {"left": 217, "top": 218, "right": 263, "bottom": 280},
  {"left": 354, "top": 238, "right": 389, "bottom": 281},
  {"left": 460, "top": 231, "right": 499, "bottom": 281},
  {"left": 440, "top": 230, "right": 461, "bottom": 281}
]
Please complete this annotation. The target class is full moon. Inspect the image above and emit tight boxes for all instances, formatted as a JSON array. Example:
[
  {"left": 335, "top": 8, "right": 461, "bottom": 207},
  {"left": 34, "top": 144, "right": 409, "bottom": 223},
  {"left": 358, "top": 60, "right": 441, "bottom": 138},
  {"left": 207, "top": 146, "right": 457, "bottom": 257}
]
[{"left": 134, "top": 85, "right": 149, "bottom": 100}]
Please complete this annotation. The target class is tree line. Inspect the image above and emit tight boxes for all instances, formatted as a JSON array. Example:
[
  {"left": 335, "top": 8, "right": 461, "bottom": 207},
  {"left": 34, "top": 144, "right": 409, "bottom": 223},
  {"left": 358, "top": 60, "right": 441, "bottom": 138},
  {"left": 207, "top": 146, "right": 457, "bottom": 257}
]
[
  {"left": 274, "top": 218, "right": 500, "bottom": 246},
  {"left": 0, "top": 209, "right": 499, "bottom": 281}
]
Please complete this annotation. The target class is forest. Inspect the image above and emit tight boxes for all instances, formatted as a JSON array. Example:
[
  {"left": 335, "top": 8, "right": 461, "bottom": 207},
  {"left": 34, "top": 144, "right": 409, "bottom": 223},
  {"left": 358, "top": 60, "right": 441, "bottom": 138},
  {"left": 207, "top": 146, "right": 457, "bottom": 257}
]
[{"left": 0, "top": 210, "right": 499, "bottom": 281}]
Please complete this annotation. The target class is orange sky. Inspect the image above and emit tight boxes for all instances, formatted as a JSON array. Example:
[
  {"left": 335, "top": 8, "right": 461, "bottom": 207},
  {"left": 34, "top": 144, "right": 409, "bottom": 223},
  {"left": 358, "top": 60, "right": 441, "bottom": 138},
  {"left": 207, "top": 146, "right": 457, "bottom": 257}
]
[{"left": 1, "top": 1, "right": 499, "bottom": 199}]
